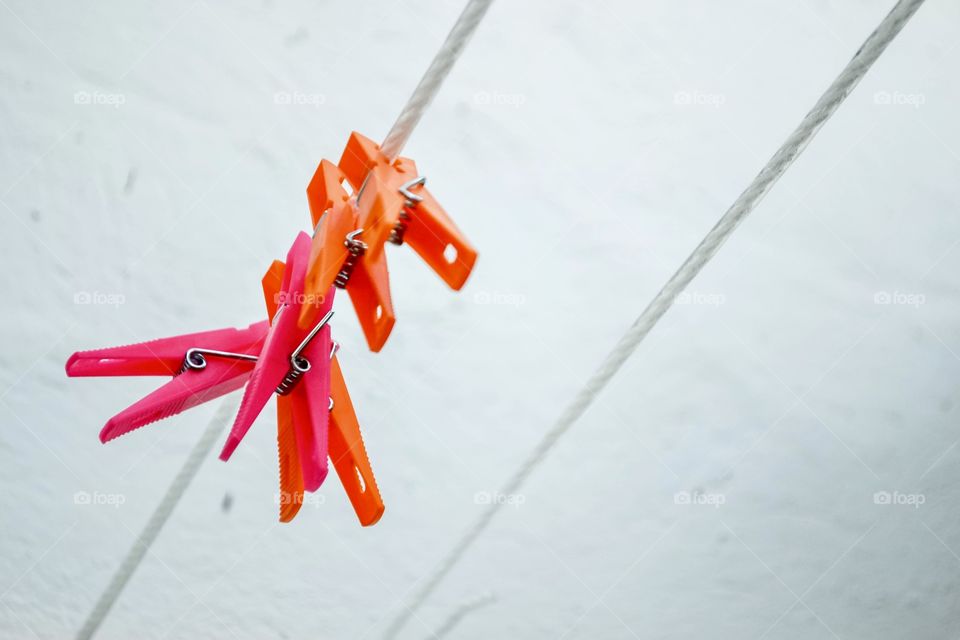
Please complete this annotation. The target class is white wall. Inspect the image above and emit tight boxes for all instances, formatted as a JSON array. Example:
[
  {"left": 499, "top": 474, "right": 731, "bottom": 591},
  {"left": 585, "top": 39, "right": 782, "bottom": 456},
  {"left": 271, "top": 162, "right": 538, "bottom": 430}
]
[{"left": 1, "top": 1, "right": 959, "bottom": 638}]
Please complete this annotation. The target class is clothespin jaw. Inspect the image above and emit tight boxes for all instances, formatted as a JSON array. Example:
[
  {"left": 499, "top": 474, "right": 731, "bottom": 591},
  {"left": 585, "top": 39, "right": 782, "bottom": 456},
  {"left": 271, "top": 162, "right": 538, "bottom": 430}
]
[
  {"left": 65, "top": 322, "right": 268, "bottom": 443},
  {"left": 329, "top": 354, "right": 384, "bottom": 526},
  {"left": 306, "top": 159, "right": 351, "bottom": 227},
  {"left": 344, "top": 247, "right": 395, "bottom": 353},
  {"left": 301, "top": 203, "right": 356, "bottom": 311},
  {"left": 65, "top": 323, "right": 267, "bottom": 378},
  {"left": 276, "top": 394, "right": 304, "bottom": 523},
  {"left": 262, "top": 259, "right": 286, "bottom": 321},
  {"left": 398, "top": 173, "right": 477, "bottom": 291}
]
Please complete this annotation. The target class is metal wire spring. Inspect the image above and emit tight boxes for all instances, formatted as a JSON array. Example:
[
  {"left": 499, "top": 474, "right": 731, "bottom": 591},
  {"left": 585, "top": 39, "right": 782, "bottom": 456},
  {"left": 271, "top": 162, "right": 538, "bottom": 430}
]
[
  {"left": 176, "top": 349, "right": 258, "bottom": 375},
  {"left": 335, "top": 230, "right": 367, "bottom": 288},
  {"left": 274, "top": 358, "right": 309, "bottom": 395},
  {"left": 389, "top": 206, "right": 413, "bottom": 245},
  {"left": 176, "top": 354, "right": 202, "bottom": 375},
  {"left": 390, "top": 176, "right": 427, "bottom": 246}
]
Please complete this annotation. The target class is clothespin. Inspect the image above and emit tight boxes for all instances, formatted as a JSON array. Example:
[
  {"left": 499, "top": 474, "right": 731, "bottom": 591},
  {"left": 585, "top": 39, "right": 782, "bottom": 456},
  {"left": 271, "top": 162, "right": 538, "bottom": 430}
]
[
  {"left": 220, "top": 232, "right": 334, "bottom": 501},
  {"left": 261, "top": 243, "right": 384, "bottom": 525},
  {"left": 65, "top": 321, "right": 268, "bottom": 443},
  {"left": 299, "top": 132, "right": 478, "bottom": 352}
]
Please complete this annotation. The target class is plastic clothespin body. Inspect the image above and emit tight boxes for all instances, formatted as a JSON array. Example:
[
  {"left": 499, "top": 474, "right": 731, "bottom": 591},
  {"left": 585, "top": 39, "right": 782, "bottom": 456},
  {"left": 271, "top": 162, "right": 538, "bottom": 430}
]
[
  {"left": 220, "top": 232, "right": 333, "bottom": 498},
  {"left": 301, "top": 132, "right": 477, "bottom": 352},
  {"left": 264, "top": 251, "right": 383, "bottom": 525},
  {"left": 65, "top": 322, "right": 268, "bottom": 443}
]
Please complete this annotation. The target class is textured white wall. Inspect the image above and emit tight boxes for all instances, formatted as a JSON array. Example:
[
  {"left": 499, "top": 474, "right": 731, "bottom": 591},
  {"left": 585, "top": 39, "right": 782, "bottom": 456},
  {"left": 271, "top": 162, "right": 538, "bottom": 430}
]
[{"left": 1, "top": 1, "right": 959, "bottom": 638}]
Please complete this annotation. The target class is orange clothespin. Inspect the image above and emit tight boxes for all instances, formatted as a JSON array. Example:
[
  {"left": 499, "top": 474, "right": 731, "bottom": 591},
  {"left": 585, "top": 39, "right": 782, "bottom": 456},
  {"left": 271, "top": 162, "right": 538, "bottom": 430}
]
[
  {"left": 263, "top": 247, "right": 383, "bottom": 525},
  {"left": 300, "top": 132, "right": 478, "bottom": 352}
]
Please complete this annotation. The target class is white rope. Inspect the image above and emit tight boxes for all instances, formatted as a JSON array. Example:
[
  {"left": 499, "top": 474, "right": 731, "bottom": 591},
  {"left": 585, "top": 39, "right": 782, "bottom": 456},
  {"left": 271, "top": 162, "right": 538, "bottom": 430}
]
[
  {"left": 75, "top": 397, "right": 238, "bottom": 640},
  {"left": 429, "top": 592, "right": 496, "bottom": 639},
  {"left": 382, "top": 1, "right": 926, "bottom": 637},
  {"left": 379, "top": 0, "right": 495, "bottom": 160}
]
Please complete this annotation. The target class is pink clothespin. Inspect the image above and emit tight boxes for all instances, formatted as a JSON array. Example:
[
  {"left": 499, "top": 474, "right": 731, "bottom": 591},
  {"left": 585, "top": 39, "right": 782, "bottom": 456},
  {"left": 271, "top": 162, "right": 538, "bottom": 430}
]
[
  {"left": 219, "top": 231, "right": 335, "bottom": 493},
  {"left": 65, "top": 321, "right": 269, "bottom": 442}
]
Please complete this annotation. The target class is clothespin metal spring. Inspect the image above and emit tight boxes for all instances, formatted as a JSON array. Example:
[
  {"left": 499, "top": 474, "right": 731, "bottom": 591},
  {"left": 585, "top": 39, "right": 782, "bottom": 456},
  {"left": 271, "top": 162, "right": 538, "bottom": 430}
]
[
  {"left": 390, "top": 175, "right": 426, "bottom": 246},
  {"left": 334, "top": 229, "right": 368, "bottom": 289},
  {"left": 176, "top": 311, "right": 335, "bottom": 398},
  {"left": 179, "top": 348, "right": 259, "bottom": 374},
  {"left": 275, "top": 309, "right": 335, "bottom": 395}
]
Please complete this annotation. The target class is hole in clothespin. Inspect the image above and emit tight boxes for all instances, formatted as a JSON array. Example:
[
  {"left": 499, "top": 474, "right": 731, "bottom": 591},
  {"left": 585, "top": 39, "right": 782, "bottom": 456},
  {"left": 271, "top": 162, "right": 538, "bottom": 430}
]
[
  {"left": 443, "top": 244, "right": 458, "bottom": 264},
  {"left": 375, "top": 305, "right": 383, "bottom": 321},
  {"left": 355, "top": 467, "right": 366, "bottom": 493},
  {"left": 339, "top": 178, "right": 354, "bottom": 197}
]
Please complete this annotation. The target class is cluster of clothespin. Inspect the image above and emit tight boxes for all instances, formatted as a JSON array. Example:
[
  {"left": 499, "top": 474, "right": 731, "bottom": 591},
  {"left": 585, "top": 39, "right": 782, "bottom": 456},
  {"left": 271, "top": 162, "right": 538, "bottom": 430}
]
[{"left": 66, "top": 132, "right": 477, "bottom": 524}]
